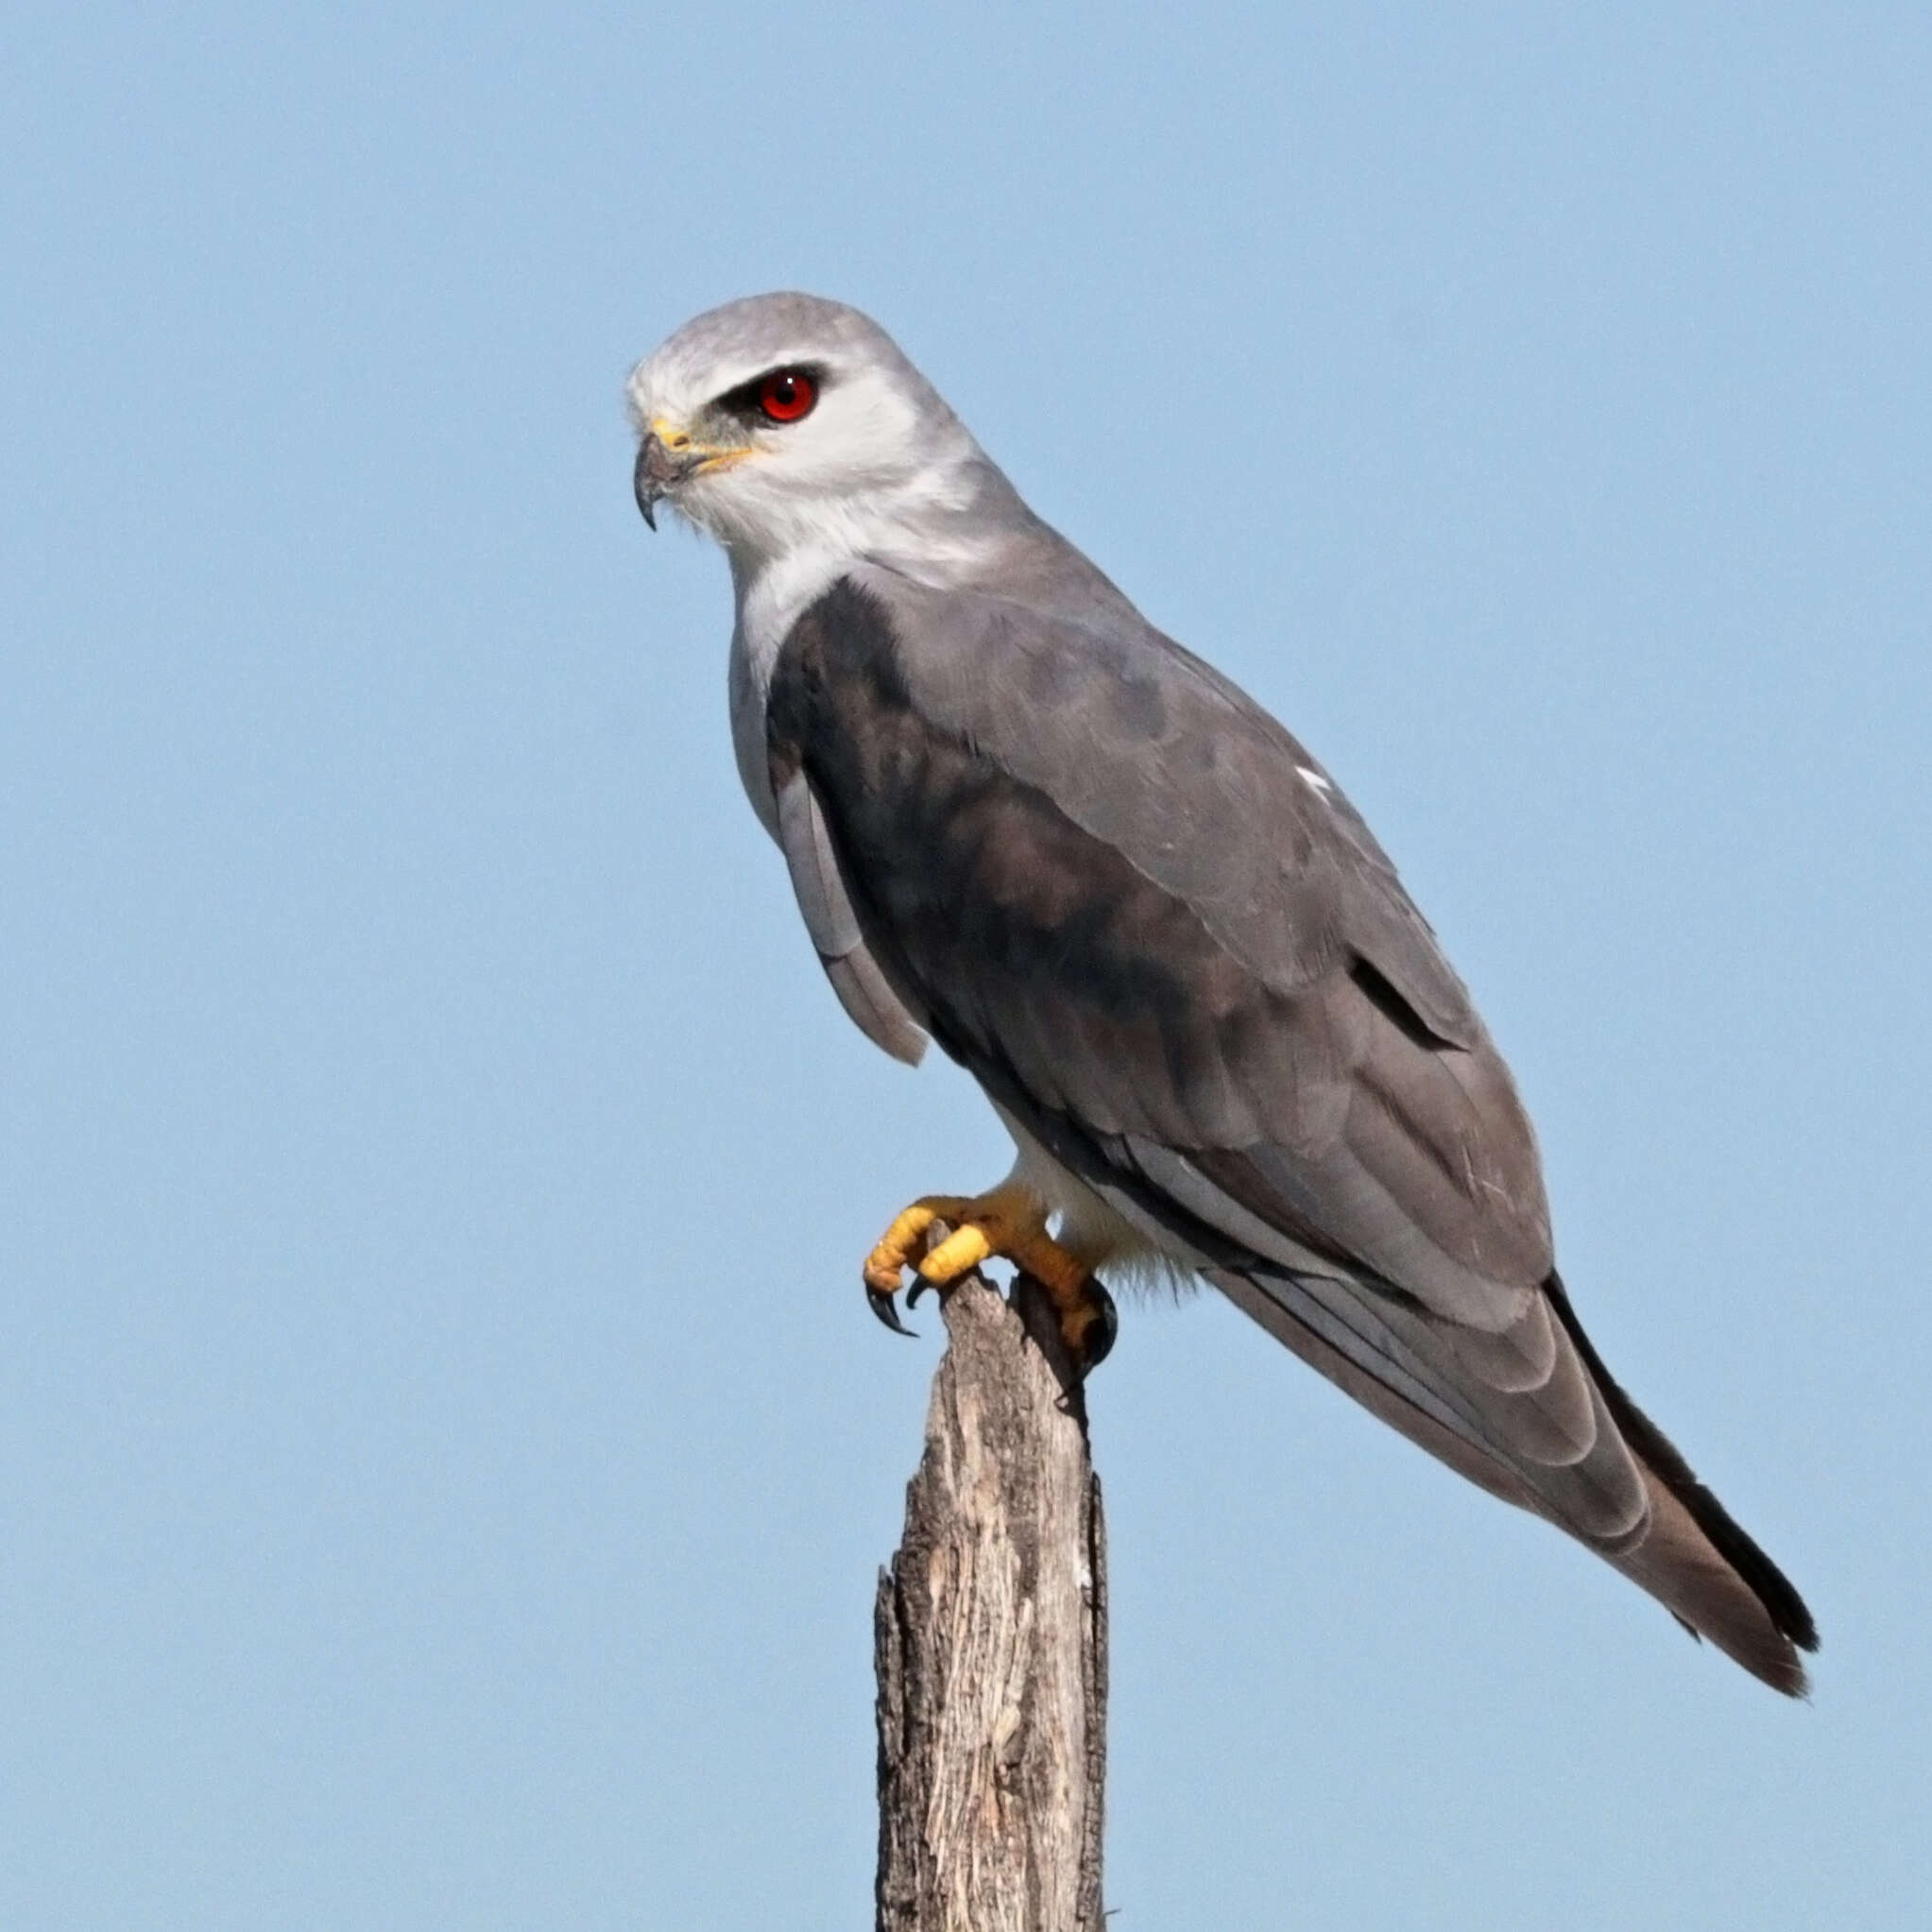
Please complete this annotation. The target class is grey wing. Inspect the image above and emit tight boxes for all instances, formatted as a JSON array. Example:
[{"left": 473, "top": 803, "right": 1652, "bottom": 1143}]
[
  {"left": 770, "top": 742, "right": 929, "bottom": 1066},
  {"left": 767, "top": 569, "right": 1813, "bottom": 1690}
]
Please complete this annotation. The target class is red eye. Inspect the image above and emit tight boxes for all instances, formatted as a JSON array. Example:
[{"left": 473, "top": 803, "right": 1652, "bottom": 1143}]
[{"left": 758, "top": 368, "right": 817, "bottom": 422}]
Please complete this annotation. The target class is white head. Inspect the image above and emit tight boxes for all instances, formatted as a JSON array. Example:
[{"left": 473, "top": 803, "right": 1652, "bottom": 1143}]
[{"left": 626, "top": 293, "right": 1016, "bottom": 573}]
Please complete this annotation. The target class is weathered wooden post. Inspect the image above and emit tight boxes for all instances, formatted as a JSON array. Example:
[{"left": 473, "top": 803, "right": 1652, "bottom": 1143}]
[{"left": 873, "top": 1271, "right": 1108, "bottom": 1932}]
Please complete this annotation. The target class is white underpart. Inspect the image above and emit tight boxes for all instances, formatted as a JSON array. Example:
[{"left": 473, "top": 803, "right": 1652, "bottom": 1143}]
[{"left": 995, "top": 1107, "right": 1194, "bottom": 1292}]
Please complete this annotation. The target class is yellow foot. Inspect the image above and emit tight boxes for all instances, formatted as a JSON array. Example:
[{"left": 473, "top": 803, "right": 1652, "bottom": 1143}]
[{"left": 862, "top": 1186, "right": 1117, "bottom": 1373}]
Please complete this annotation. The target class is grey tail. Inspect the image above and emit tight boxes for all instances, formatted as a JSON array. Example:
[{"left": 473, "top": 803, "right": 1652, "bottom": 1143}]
[{"left": 1544, "top": 1270, "right": 1819, "bottom": 1695}]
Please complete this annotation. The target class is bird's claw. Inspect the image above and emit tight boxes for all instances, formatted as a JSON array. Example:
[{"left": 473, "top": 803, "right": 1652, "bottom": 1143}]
[
  {"left": 861, "top": 1188, "right": 1118, "bottom": 1376},
  {"left": 1058, "top": 1274, "right": 1119, "bottom": 1378},
  {"left": 866, "top": 1267, "right": 943, "bottom": 1335},
  {"left": 867, "top": 1284, "right": 918, "bottom": 1338},
  {"left": 863, "top": 1198, "right": 969, "bottom": 1339}
]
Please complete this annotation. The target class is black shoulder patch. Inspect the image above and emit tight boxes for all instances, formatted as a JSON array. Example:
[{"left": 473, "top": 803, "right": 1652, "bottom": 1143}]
[{"left": 768, "top": 576, "right": 913, "bottom": 751}]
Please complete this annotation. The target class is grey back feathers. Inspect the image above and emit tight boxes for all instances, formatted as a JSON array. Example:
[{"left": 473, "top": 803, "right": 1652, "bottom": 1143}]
[{"left": 765, "top": 568, "right": 1815, "bottom": 1693}]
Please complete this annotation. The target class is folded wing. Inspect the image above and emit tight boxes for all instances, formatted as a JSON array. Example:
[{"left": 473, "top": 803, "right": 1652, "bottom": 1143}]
[{"left": 765, "top": 568, "right": 1815, "bottom": 1692}]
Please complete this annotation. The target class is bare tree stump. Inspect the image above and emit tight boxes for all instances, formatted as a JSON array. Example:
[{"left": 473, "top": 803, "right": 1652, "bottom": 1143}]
[{"left": 874, "top": 1271, "right": 1107, "bottom": 1932}]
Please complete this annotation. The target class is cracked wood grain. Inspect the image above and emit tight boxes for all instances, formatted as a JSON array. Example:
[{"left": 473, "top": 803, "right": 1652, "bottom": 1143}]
[{"left": 874, "top": 1271, "right": 1107, "bottom": 1932}]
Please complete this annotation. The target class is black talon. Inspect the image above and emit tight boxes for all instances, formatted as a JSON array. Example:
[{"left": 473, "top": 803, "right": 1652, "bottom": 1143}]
[
  {"left": 1076, "top": 1280, "right": 1120, "bottom": 1376},
  {"left": 904, "top": 1273, "right": 933, "bottom": 1310},
  {"left": 868, "top": 1288, "right": 917, "bottom": 1338}
]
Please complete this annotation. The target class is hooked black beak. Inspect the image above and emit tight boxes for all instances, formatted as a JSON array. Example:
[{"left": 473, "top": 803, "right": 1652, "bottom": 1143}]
[{"left": 633, "top": 431, "right": 700, "bottom": 531}]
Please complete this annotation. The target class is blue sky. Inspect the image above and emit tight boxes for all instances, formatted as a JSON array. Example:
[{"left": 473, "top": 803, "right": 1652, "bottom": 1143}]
[{"left": 4, "top": 5, "right": 1928, "bottom": 1925}]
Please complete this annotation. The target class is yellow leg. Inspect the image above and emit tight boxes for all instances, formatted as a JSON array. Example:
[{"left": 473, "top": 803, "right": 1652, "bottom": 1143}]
[{"left": 863, "top": 1184, "right": 1116, "bottom": 1371}]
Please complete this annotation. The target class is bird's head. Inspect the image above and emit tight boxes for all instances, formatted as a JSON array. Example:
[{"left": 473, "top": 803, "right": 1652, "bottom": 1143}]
[{"left": 626, "top": 293, "right": 991, "bottom": 567}]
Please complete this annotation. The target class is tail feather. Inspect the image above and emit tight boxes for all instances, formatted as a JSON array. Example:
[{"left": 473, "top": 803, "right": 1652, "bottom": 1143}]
[
  {"left": 1207, "top": 1261, "right": 1818, "bottom": 1694},
  {"left": 1611, "top": 1471, "right": 1812, "bottom": 1694},
  {"left": 1543, "top": 1270, "right": 1818, "bottom": 1693}
]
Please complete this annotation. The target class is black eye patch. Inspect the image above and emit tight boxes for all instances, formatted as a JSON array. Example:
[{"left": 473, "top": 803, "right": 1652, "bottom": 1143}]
[{"left": 716, "top": 363, "right": 828, "bottom": 423}]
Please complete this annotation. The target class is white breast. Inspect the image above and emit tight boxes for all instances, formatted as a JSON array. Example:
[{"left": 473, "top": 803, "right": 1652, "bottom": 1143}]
[
  {"left": 725, "top": 512, "right": 1006, "bottom": 839},
  {"left": 727, "top": 540, "right": 853, "bottom": 838}
]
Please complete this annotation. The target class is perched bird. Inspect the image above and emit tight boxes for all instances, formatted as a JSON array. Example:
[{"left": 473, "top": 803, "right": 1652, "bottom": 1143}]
[{"left": 628, "top": 292, "right": 1817, "bottom": 1694}]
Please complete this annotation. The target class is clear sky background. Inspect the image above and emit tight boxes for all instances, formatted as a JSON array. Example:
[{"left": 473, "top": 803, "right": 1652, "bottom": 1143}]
[{"left": 4, "top": 5, "right": 1927, "bottom": 1926}]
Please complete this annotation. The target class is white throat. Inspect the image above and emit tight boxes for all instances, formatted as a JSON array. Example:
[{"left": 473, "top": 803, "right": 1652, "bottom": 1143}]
[{"left": 719, "top": 463, "right": 1007, "bottom": 837}]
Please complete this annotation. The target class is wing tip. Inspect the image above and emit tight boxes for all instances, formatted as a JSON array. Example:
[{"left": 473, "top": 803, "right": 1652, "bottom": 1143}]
[
  {"left": 1668, "top": 1571, "right": 1816, "bottom": 1700},
  {"left": 1543, "top": 1270, "right": 1819, "bottom": 1694}
]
